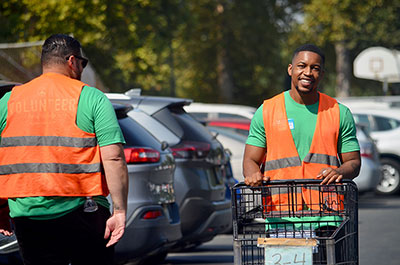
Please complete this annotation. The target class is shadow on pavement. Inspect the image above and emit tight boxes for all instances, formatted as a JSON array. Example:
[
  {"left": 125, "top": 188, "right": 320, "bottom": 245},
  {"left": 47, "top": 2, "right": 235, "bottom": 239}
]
[{"left": 358, "top": 192, "right": 400, "bottom": 209}]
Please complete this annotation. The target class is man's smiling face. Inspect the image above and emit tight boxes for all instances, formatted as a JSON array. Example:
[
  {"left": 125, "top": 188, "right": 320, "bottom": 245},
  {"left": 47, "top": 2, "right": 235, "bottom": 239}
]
[{"left": 288, "top": 51, "right": 324, "bottom": 94}]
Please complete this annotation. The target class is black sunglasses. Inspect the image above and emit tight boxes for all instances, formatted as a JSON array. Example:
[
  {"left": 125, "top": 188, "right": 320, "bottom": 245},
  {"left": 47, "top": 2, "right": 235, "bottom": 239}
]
[{"left": 65, "top": 54, "right": 88, "bottom": 68}]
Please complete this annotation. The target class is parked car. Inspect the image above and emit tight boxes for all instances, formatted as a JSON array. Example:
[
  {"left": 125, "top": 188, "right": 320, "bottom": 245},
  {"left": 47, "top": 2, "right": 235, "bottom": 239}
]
[
  {"left": 355, "top": 123, "right": 382, "bottom": 194},
  {"left": 207, "top": 127, "right": 247, "bottom": 182},
  {"left": 111, "top": 104, "right": 181, "bottom": 264},
  {"left": 0, "top": 233, "right": 20, "bottom": 265},
  {"left": 348, "top": 108, "right": 400, "bottom": 195},
  {"left": 107, "top": 92, "right": 232, "bottom": 251},
  {"left": 184, "top": 102, "right": 256, "bottom": 122},
  {"left": 337, "top": 95, "right": 400, "bottom": 110},
  {"left": 206, "top": 119, "right": 251, "bottom": 136}
]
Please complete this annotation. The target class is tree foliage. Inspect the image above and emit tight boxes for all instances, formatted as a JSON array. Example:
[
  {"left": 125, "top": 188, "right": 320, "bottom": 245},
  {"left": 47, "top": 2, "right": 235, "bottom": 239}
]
[
  {"left": 1, "top": 0, "right": 399, "bottom": 102},
  {"left": 289, "top": 0, "right": 400, "bottom": 96},
  {"left": 1, "top": 0, "right": 301, "bottom": 105}
]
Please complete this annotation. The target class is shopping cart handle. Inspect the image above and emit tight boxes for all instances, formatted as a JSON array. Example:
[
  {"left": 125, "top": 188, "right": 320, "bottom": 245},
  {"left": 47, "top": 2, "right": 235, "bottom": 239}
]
[{"left": 234, "top": 178, "right": 356, "bottom": 187}]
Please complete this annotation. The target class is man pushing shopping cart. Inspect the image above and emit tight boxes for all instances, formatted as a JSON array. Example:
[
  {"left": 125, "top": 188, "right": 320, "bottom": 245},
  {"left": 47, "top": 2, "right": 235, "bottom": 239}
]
[{"left": 238, "top": 44, "right": 361, "bottom": 265}]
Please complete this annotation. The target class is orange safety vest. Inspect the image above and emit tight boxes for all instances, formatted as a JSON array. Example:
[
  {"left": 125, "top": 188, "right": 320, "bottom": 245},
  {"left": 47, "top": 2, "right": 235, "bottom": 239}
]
[
  {"left": 0, "top": 73, "right": 109, "bottom": 198},
  {"left": 262, "top": 92, "right": 343, "bottom": 212}
]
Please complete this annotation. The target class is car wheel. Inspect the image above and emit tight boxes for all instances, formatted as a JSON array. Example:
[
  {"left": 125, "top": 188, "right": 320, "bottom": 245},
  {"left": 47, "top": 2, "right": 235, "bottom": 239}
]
[{"left": 376, "top": 158, "right": 400, "bottom": 195}]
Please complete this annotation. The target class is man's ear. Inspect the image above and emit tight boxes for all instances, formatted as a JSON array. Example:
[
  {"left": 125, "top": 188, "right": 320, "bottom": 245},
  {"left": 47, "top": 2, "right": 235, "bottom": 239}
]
[
  {"left": 66, "top": 56, "right": 79, "bottom": 71},
  {"left": 66, "top": 56, "right": 76, "bottom": 71},
  {"left": 287, "top": 64, "right": 292, "bottom": 77}
]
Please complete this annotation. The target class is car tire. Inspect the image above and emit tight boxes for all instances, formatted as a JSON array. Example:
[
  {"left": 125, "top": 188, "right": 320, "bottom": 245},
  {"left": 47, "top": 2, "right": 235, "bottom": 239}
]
[{"left": 375, "top": 158, "right": 400, "bottom": 195}]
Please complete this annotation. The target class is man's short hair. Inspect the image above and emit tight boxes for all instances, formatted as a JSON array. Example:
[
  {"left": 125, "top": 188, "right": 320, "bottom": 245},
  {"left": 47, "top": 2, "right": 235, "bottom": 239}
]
[
  {"left": 41, "top": 34, "right": 82, "bottom": 67},
  {"left": 292, "top": 44, "right": 325, "bottom": 66}
]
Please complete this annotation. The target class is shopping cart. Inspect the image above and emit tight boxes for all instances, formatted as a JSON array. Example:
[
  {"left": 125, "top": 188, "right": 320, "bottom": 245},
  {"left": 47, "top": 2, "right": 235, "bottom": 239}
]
[{"left": 232, "top": 179, "right": 358, "bottom": 265}]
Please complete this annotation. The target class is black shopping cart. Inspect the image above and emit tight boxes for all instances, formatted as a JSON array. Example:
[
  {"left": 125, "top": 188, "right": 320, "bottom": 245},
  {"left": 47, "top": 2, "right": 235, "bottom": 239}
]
[{"left": 232, "top": 179, "right": 358, "bottom": 265}]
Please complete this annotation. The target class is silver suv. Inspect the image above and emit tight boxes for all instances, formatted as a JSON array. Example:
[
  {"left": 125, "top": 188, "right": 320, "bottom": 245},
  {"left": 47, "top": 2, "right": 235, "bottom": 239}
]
[{"left": 111, "top": 104, "right": 181, "bottom": 264}]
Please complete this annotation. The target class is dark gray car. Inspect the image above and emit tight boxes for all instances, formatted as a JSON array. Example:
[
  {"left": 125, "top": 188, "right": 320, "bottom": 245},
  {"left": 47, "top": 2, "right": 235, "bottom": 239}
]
[
  {"left": 112, "top": 104, "right": 181, "bottom": 264},
  {"left": 107, "top": 92, "right": 232, "bottom": 251}
]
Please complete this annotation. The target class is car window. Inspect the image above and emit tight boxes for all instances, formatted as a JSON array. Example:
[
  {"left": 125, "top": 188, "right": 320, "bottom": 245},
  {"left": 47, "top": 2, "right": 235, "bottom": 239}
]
[
  {"left": 373, "top": 115, "right": 400, "bottom": 131},
  {"left": 152, "top": 108, "right": 184, "bottom": 138},
  {"left": 127, "top": 110, "right": 181, "bottom": 146},
  {"left": 152, "top": 106, "right": 213, "bottom": 142},
  {"left": 353, "top": 114, "right": 372, "bottom": 132},
  {"left": 118, "top": 116, "right": 162, "bottom": 150},
  {"left": 173, "top": 114, "right": 214, "bottom": 142}
]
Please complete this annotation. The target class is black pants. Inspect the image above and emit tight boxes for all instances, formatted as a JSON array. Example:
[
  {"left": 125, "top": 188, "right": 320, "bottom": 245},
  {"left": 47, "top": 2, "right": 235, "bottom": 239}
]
[{"left": 13, "top": 205, "right": 114, "bottom": 265}]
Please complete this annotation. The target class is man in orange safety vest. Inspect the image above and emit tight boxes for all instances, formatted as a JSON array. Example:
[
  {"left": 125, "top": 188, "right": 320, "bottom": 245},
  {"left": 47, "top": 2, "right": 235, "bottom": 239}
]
[
  {"left": 0, "top": 34, "right": 128, "bottom": 265},
  {"left": 243, "top": 44, "right": 361, "bottom": 211}
]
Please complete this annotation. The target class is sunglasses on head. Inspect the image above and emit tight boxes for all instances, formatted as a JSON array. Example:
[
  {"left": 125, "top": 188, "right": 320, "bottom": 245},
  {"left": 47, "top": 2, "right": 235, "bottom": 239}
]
[{"left": 65, "top": 54, "right": 88, "bottom": 68}]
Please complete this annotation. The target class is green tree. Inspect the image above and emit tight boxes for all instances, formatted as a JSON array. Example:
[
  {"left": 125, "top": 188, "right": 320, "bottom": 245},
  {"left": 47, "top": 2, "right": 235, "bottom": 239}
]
[
  {"left": 293, "top": 0, "right": 400, "bottom": 97},
  {"left": 1, "top": 0, "right": 303, "bottom": 104},
  {"left": 0, "top": 0, "right": 187, "bottom": 93},
  {"left": 175, "top": 0, "right": 300, "bottom": 105}
]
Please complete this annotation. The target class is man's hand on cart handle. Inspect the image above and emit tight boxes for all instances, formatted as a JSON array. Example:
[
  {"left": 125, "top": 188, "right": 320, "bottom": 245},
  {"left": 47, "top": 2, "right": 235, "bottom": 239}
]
[
  {"left": 244, "top": 171, "right": 270, "bottom": 187},
  {"left": 317, "top": 168, "right": 343, "bottom": 185}
]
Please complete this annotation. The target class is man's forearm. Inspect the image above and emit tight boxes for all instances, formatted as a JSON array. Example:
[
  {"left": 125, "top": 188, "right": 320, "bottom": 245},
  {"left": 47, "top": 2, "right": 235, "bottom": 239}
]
[
  {"left": 100, "top": 144, "right": 129, "bottom": 213},
  {"left": 104, "top": 159, "right": 128, "bottom": 212},
  {"left": 243, "top": 159, "right": 262, "bottom": 179},
  {"left": 337, "top": 160, "right": 361, "bottom": 179},
  {"left": 337, "top": 151, "right": 361, "bottom": 180}
]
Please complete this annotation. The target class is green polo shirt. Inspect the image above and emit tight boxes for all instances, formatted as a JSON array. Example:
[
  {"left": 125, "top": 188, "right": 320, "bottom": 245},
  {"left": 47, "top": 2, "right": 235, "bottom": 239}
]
[
  {"left": 0, "top": 85, "right": 125, "bottom": 219},
  {"left": 246, "top": 91, "right": 360, "bottom": 160}
]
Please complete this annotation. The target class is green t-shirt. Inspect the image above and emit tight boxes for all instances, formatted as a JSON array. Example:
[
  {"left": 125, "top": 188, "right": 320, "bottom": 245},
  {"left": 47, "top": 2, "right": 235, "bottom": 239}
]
[
  {"left": 246, "top": 91, "right": 360, "bottom": 161},
  {"left": 0, "top": 85, "right": 125, "bottom": 219}
]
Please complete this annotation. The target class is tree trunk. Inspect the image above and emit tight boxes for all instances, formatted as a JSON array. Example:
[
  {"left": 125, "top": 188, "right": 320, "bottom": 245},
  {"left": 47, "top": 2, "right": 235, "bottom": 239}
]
[
  {"left": 168, "top": 39, "right": 176, "bottom": 97},
  {"left": 335, "top": 41, "right": 351, "bottom": 98},
  {"left": 216, "top": 1, "right": 234, "bottom": 103},
  {"left": 217, "top": 47, "right": 234, "bottom": 103}
]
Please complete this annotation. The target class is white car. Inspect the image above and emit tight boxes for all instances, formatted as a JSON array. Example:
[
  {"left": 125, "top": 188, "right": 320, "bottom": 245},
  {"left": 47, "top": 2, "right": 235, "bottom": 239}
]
[
  {"left": 344, "top": 107, "right": 400, "bottom": 195},
  {"left": 184, "top": 102, "right": 256, "bottom": 122}
]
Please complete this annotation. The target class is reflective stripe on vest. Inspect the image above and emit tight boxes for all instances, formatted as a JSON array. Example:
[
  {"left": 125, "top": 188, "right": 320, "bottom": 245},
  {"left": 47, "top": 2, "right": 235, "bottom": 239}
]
[
  {"left": 1, "top": 136, "right": 97, "bottom": 148},
  {"left": 0, "top": 73, "right": 108, "bottom": 198},
  {"left": 262, "top": 92, "right": 341, "bottom": 211},
  {"left": 303, "top": 153, "right": 340, "bottom": 167},
  {"left": 265, "top": 153, "right": 340, "bottom": 171},
  {"left": 264, "top": 156, "right": 301, "bottom": 171},
  {"left": 0, "top": 163, "right": 101, "bottom": 175}
]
